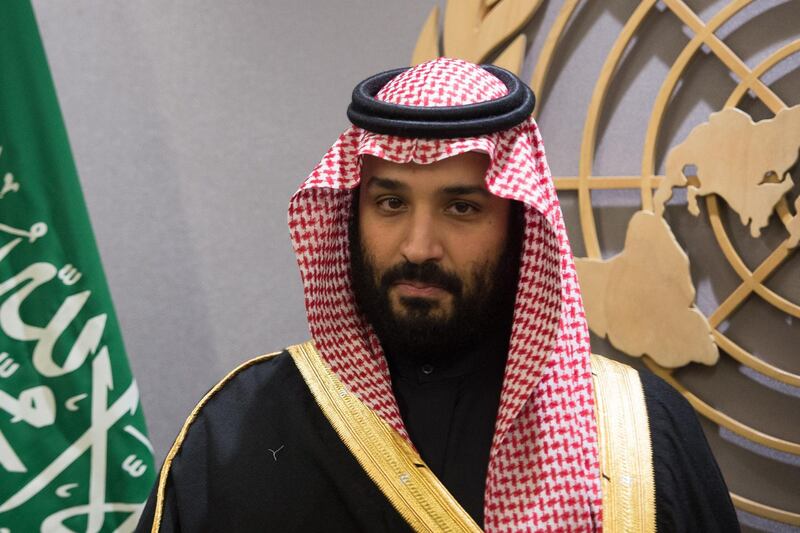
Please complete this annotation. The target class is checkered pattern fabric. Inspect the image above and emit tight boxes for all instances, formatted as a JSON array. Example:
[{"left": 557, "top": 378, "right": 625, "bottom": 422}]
[{"left": 288, "top": 58, "right": 601, "bottom": 532}]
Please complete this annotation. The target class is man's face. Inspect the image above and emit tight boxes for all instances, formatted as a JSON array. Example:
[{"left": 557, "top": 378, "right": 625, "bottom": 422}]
[{"left": 351, "top": 151, "right": 521, "bottom": 357}]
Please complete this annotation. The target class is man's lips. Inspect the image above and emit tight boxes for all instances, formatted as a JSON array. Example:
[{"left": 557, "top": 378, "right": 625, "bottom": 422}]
[{"left": 392, "top": 280, "right": 449, "bottom": 298}]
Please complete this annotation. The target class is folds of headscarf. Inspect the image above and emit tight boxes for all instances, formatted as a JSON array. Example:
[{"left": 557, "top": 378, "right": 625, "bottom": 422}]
[{"left": 288, "top": 58, "right": 602, "bottom": 532}]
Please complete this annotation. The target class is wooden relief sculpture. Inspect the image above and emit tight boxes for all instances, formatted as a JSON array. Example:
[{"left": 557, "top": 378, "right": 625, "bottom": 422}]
[
  {"left": 655, "top": 106, "right": 800, "bottom": 239},
  {"left": 575, "top": 211, "right": 719, "bottom": 368},
  {"left": 412, "top": 0, "right": 542, "bottom": 74},
  {"left": 580, "top": 105, "right": 800, "bottom": 368},
  {"left": 413, "top": 0, "right": 800, "bottom": 526}
]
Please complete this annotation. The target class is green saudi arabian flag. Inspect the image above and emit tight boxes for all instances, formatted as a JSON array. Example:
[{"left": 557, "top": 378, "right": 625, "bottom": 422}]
[{"left": 0, "top": 2, "right": 155, "bottom": 531}]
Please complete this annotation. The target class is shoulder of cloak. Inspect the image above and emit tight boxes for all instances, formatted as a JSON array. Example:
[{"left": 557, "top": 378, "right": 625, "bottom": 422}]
[
  {"left": 162, "top": 348, "right": 303, "bottom": 461},
  {"left": 590, "top": 353, "right": 739, "bottom": 532},
  {"left": 637, "top": 368, "right": 740, "bottom": 532}
]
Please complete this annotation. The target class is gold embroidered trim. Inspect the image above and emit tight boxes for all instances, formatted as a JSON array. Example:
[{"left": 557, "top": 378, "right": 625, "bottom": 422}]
[
  {"left": 591, "top": 354, "right": 656, "bottom": 533},
  {"left": 288, "top": 341, "right": 482, "bottom": 533},
  {"left": 151, "top": 350, "right": 282, "bottom": 533}
]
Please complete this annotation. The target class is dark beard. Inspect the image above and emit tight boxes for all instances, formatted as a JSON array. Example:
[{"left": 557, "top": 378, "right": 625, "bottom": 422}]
[{"left": 349, "top": 197, "right": 523, "bottom": 364}]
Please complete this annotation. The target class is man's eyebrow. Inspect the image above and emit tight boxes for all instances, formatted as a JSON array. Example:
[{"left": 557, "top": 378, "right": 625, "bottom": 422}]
[
  {"left": 441, "top": 185, "right": 491, "bottom": 197},
  {"left": 365, "top": 176, "right": 408, "bottom": 191},
  {"left": 365, "top": 177, "right": 490, "bottom": 197}
]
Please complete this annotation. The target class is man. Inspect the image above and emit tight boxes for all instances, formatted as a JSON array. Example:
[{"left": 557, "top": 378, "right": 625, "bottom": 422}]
[{"left": 136, "top": 58, "right": 738, "bottom": 532}]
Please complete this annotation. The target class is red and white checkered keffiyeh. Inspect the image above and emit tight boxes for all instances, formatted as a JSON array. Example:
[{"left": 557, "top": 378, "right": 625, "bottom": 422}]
[{"left": 288, "top": 58, "right": 601, "bottom": 532}]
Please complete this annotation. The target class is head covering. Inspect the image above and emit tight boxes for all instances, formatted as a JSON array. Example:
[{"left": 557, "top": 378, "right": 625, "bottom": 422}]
[{"left": 288, "top": 58, "right": 601, "bottom": 531}]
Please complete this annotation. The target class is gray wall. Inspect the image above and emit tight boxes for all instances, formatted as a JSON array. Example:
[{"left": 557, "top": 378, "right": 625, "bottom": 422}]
[
  {"left": 33, "top": 1, "right": 800, "bottom": 531},
  {"left": 33, "top": 0, "right": 433, "bottom": 460}
]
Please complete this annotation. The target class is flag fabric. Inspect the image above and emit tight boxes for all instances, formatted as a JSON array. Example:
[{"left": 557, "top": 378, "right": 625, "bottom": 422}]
[{"left": 0, "top": 2, "right": 155, "bottom": 531}]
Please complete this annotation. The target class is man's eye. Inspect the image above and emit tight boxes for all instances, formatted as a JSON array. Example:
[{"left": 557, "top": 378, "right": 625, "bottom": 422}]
[
  {"left": 446, "top": 201, "right": 479, "bottom": 215},
  {"left": 376, "top": 197, "right": 405, "bottom": 211}
]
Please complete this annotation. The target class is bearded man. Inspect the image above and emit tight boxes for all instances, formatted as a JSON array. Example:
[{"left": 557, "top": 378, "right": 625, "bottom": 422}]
[{"left": 136, "top": 58, "right": 738, "bottom": 532}]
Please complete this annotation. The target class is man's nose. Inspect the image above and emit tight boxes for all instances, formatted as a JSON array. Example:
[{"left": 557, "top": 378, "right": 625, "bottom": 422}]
[{"left": 400, "top": 210, "right": 444, "bottom": 264}]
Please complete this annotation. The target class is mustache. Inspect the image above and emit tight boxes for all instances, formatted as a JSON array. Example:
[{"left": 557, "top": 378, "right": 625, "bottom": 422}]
[{"left": 379, "top": 261, "right": 463, "bottom": 296}]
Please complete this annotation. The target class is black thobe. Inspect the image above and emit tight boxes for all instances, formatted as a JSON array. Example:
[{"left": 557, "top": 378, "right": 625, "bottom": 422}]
[{"left": 136, "top": 348, "right": 739, "bottom": 532}]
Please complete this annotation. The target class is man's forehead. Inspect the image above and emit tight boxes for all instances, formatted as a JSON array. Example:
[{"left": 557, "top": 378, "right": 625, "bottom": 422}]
[{"left": 360, "top": 152, "right": 491, "bottom": 190}]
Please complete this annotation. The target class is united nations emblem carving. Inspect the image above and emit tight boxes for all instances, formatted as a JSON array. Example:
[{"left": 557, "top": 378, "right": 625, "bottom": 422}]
[{"left": 413, "top": 0, "right": 800, "bottom": 526}]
